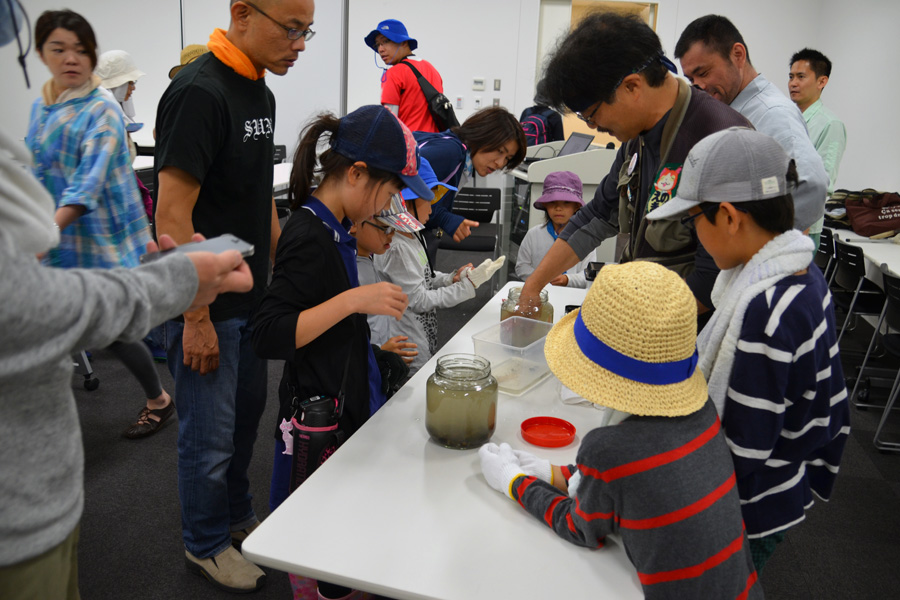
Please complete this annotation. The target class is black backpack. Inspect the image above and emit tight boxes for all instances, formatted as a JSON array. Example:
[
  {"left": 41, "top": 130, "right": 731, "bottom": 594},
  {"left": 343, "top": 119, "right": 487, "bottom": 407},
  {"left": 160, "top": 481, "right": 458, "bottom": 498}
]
[
  {"left": 399, "top": 60, "right": 459, "bottom": 130},
  {"left": 520, "top": 108, "right": 552, "bottom": 146}
]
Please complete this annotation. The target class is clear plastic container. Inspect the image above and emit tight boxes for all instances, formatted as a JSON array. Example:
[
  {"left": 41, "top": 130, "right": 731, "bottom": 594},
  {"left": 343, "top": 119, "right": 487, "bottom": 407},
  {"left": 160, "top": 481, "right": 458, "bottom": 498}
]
[
  {"left": 472, "top": 317, "right": 553, "bottom": 396},
  {"left": 500, "top": 287, "right": 554, "bottom": 323},
  {"left": 426, "top": 354, "right": 498, "bottom": 449}
]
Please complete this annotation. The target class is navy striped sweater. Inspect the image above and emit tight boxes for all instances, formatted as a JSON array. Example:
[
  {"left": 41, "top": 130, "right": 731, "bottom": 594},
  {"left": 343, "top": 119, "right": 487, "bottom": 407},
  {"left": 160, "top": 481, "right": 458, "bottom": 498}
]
[
  {"left": 512, "top": 402, "right": 762, "bottom": 600},
  {"left": 723, "top": 268, "right": 850, "bottom": 538}
]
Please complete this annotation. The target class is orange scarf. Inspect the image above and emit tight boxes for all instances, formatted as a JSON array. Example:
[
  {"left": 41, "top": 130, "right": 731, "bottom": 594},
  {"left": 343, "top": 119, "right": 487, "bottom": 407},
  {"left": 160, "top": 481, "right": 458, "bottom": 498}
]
[{"left": 207, "top": 28, "right": 265, "bottom": 80}]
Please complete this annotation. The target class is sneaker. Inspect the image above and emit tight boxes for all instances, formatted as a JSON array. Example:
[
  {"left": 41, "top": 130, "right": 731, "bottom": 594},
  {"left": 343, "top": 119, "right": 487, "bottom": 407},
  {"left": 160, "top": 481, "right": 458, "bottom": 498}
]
[
  {"left": 230, "top": 520, "right": 260, "bottom": 551},
  {"left": 185, "top": 545, "right": 266, "bottom": 594}
]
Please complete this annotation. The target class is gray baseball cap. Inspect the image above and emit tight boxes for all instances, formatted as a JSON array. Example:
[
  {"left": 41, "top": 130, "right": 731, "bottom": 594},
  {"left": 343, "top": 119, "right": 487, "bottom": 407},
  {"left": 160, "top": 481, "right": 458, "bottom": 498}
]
[{"left": 646, "top": 127, "right": 793, "bottom": 221}]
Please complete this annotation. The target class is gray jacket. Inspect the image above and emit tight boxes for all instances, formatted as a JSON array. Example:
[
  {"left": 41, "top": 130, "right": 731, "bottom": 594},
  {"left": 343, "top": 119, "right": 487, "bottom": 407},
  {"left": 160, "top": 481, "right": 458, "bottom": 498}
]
[
  {"left": 374, "top": 233, "right": 475, "bottom": 375},
  {"left": 731, "top": 74, "right": 828, "bottom": 232},
  {"left": 0, "top": 249, "right": 196, "bottom": 566}
]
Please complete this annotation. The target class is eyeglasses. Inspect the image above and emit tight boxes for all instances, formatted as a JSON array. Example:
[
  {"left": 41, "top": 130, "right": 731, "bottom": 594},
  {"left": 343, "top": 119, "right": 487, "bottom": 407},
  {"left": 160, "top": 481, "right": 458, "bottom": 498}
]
[
  {"left": 680, "top": 209, "right": 709, "bottom": 230},
  {"left": 575, "top": 103, "right": 600, "bottom": 127},
  {"left": 680, "top": 203, "right": 748, "bottom": 230},
  {"left": 364, "top": 220, "right": 396, "bottom": 236},
  {"left": 245, "top": 1, "right": 315, "bottom": 41},
  {"left": 576, "top": 53, "right": 665, "bottom": 125}
]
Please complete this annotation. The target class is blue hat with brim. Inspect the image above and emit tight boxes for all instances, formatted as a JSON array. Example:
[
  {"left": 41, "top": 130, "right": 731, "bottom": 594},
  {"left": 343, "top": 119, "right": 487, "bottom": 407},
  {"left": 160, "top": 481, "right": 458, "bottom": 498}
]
[
  {"left": 364, "top": 19, "right": 418, "bottom": 52},
  {"left": 400, "top": 156, "right": 456, "bottom": 204},
  {"left": 331, "top": 105, "right": 433, "bottom": 202}
]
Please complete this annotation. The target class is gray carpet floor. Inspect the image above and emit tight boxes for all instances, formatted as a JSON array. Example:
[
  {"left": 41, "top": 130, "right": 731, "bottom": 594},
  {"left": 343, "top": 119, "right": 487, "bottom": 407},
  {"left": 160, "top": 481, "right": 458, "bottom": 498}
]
[{"left": 72, "top": 250, "right": 900, "bottom": 599}]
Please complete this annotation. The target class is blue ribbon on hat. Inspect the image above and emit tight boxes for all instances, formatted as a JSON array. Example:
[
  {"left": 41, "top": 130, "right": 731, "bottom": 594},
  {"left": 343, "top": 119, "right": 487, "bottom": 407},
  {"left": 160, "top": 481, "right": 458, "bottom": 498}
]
[{"left": 572, "top": 311, "right": 697, "bottom": 385}]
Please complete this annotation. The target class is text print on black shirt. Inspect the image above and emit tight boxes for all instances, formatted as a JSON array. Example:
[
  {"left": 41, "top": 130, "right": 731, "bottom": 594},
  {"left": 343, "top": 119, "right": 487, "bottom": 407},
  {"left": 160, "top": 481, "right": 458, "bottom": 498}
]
[{"left": 244, "top": 117, "right": 273, "bottom": 142}]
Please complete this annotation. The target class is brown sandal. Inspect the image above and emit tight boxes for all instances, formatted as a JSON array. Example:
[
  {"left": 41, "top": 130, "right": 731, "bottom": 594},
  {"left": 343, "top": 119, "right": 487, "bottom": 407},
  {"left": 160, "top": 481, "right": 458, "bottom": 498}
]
[{"left": 122, "top": 399, "right": 176, "bottom": 439}]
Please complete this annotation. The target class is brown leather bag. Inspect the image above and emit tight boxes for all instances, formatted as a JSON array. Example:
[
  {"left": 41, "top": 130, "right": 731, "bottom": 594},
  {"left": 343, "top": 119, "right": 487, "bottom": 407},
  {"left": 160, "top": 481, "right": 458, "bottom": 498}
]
[{"left": 845, "top": 191, "right": 900, "bottom": 237}]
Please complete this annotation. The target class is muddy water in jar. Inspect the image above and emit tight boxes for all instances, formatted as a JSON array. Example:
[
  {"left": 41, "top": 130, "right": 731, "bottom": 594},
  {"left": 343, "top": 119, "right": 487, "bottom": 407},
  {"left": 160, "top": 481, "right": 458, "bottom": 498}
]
[
  {"left": 500, "top": 287, "right": 554, "bottom": 323},
  {"left": 426, "top": 354, "right": 498, "bottom": 449}
]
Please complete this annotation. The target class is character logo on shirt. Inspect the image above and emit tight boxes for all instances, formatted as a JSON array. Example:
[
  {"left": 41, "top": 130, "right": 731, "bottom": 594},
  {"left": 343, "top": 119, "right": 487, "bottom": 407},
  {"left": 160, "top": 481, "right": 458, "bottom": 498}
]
[
  {"left": 243, "top": 117, "right": 273, "bottom": 142},
  {"left": 647, "top": 165, "right": 683, "bottom": 213}
]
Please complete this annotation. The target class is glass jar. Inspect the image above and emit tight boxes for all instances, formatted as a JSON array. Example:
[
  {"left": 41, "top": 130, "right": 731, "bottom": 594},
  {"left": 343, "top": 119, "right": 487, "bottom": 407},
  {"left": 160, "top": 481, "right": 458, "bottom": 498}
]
[
  {"left": 500, "top": 287, "right": 554, "bottom": 323},
  {"left": 426, "top": 354, "right": 498, "bottom": 449}
]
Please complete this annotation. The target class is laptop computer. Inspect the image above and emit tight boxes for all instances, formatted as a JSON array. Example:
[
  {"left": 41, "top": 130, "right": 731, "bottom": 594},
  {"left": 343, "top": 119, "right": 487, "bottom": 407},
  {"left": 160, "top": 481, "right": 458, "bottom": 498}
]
[{"left": 522, "top": 131, "right": 594, "bottom": 165}]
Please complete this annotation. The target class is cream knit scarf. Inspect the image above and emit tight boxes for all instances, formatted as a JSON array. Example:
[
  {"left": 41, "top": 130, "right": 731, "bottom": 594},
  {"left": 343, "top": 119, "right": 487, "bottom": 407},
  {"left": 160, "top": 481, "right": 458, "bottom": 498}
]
[
  {"left": 698, "top": 229, "right": 815, "bottom": 415},
  {"left": 41, "top": 73, "right": 101, "bottom": 106}
]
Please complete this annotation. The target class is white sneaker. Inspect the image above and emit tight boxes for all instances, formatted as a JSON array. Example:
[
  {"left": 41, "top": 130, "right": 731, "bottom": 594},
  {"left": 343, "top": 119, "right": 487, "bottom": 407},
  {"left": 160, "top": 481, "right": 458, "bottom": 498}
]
[{"left": 185, "top": 545, "right": 266, "bottom": 593}]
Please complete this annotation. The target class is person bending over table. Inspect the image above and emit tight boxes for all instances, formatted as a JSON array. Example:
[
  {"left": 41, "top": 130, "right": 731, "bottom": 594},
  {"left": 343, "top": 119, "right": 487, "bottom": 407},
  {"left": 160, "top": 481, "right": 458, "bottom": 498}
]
[{"left": 517, "top": 13, "right": 750, "bottom": 318}]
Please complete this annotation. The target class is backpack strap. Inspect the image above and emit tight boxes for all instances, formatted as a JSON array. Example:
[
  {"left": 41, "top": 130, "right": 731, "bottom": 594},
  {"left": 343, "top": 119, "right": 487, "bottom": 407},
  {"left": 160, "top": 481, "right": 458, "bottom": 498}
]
[
  {"left": 399, "top": 60, "right": 440, "bottom": 103},
  {"left": 417, "top": 137, "right": 467, "bottom": 184}
]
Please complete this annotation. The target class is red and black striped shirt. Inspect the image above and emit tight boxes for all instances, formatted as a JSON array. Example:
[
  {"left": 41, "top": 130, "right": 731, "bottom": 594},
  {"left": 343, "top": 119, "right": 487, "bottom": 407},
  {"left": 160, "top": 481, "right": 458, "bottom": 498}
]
[{"left": 512, "top": 401, "right": 761, "bottom": 600}]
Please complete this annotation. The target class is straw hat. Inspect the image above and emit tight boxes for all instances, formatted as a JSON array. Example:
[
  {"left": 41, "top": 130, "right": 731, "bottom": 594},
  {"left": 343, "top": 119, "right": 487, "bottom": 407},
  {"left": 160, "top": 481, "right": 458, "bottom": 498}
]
[
  {"left": 544, "top": 261, "right": 707, "bottom": 417},
  {"left": 169, "top": 44, "right": 209, "bottom": 79}
]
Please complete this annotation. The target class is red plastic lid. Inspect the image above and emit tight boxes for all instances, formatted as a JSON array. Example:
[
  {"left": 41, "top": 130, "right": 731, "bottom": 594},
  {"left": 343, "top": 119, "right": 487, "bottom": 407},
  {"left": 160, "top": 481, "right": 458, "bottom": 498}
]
[{"left": 521, "top": 416, "right": 576, "bottom": 448}]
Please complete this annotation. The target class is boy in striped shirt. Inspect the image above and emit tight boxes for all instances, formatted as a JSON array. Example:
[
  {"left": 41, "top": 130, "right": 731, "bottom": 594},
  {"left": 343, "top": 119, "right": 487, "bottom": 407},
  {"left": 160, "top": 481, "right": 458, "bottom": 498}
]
[
  {"left": 479, "top": 260, "right": 762, "bottom": 599},
  {"left": 647, "top": 127, "right": 850, "bottom": 572}
]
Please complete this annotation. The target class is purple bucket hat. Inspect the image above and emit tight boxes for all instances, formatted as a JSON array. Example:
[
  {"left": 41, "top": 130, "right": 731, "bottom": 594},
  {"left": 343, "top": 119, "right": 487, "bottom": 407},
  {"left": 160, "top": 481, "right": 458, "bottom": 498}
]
[{"left": 533, "top": 171, "right": 584, "bottom": 209}]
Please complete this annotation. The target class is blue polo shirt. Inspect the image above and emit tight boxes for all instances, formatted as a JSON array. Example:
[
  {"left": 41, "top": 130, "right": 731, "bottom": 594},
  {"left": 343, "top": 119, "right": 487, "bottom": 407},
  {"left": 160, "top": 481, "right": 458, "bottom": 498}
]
[{"left": 304, "top": 197, "right": 386, "bottom": 415}]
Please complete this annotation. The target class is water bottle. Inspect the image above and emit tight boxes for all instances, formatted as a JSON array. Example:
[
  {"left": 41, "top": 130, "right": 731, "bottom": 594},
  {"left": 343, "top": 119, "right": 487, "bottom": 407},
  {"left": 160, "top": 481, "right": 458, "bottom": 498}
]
[{"left": 289, "top": 395, "right": 345, "bottom": 491}]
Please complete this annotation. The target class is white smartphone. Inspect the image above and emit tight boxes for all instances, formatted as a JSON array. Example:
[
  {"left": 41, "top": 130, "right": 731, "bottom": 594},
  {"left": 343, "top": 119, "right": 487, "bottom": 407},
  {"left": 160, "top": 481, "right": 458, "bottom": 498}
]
[{"left": 139, "top": 234, "right": 255, "bottom": 264}]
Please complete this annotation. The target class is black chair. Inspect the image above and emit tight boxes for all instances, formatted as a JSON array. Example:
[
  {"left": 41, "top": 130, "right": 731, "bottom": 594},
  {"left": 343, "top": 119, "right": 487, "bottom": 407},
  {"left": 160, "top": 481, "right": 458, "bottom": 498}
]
[
  {"left": 438, "top": 187, "right": 501, "bottom": 254},
  {"left": 858, "top": 268, "right": 900, "bottom": 452},
  {"left": 845, "top": 264, "right": 900, "bottom": 411},
  {"left": 832, "top": 239, "right": 886, "bottom": 346},
  {"left": 815, "top": 227, "right": 835, "bottom": 281}
]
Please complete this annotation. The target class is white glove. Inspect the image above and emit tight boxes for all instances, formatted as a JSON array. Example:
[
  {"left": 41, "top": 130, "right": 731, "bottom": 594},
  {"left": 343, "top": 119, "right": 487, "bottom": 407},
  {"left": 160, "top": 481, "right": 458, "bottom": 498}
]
[
  {"left": 479, "top": 442, "right": 526, "bottom": 499},
  {"left": 480, "top": 443, "right": 552, "bottom": 483},
  {"left": 464, "top": 256, "right": 506, "bottom": 289}
]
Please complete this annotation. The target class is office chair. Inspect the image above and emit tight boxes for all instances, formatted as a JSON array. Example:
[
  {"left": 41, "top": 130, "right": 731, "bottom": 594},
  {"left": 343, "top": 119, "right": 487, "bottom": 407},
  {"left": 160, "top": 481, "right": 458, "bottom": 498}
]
[
  {"left": 847, "top": 265, "right": 900, "bottom": 411},
  {"left": 274, "top": 145, "right": 291, "bottom": 219},
  {"left": 832, "top": 239, "right": 886, "bottom": 346},
  {"left": 73, "top": 350, "right": 99, "bottom": 391},
  {"left": 438, "top": 188, "right": 502, "bottom": 254},
  {"left": 858, "top": 268, "right": 900, "bottom": 452},
  {"left": 814, "top": 227, "right": 835, "bottom": 282}
]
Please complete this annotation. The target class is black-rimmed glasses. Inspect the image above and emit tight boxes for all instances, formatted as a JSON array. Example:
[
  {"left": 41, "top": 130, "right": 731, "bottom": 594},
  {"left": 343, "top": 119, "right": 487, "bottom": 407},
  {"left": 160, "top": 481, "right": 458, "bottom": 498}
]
[
  {"left": 364, "top": 220, "right": 396, "bottom": 236},
  {"left": 575, "top": 103, "right": 600, "bottom": 127},
  {"left": 245, "top": 1, "right": 315, "bottom": 41},
  {"left": 680, "top": 203, "right": 748, "bottom": 230},
  {"left": 576, "top": 53, "right": 665, "bottom": 126}
]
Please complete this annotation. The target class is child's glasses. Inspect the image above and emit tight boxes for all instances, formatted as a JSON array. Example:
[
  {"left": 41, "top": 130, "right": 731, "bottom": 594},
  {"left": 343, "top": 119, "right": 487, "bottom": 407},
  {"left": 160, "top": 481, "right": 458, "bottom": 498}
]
[
  {"left": 364, "top": 220, "right": 396, "bottom": 236},
  {"left": 680, "top": 203, "right": 747, "bottom": 230}
]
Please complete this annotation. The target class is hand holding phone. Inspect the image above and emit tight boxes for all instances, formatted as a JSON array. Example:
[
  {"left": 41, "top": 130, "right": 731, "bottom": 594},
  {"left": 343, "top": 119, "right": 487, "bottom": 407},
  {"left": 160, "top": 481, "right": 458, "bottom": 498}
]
[{"left": 140, "top": 234, "right": 254, "bottom": 264}]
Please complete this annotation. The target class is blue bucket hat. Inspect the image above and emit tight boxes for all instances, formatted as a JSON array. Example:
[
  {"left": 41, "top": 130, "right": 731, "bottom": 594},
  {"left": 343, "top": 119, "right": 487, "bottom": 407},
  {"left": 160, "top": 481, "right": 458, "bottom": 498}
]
[
  {"left": 364, "top": 19, "right": 418, "bottom": 52},
  {"left": 331, "top": 105, "right": 433, "bottom": 202},
  {"left": 399, "top": 156, "right": 456, "bottom": 204}
]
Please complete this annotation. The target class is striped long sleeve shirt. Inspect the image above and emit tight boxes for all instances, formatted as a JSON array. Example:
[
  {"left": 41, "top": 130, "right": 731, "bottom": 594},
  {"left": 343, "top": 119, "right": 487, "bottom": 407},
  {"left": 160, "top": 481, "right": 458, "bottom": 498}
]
[
  {"left": 724, "top": 269, "right": 850, "bottom": 538},
  {"left": 512, "top": 402, "right": 762, "bottom": 600}
]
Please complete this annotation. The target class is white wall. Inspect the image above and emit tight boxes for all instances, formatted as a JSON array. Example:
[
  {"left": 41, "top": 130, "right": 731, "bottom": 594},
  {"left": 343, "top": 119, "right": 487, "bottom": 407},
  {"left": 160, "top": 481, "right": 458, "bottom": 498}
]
[
  {"left": 346, "top": 0, "right": 540, "bottom": 125},
  {"left": 817, "top": 0, "right": 900, "bottom": 192},
  {"left": 0, "top": 0, "right": 345, "bottom": 155}
]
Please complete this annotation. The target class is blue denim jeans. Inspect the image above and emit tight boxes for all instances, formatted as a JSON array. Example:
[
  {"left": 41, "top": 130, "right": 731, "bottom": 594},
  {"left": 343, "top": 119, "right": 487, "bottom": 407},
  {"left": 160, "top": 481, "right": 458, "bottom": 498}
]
[{"left": 166, "top": 316, "right": 267, "bottom": 558}]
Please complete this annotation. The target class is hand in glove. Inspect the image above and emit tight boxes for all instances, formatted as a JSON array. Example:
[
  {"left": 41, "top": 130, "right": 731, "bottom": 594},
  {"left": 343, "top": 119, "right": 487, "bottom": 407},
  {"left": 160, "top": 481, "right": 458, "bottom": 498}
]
[
  {"left": 480, "top": 443, "right": 552, "bottom": 484},
  {"left": 464, "top": 256, "right": 506, "bottom": 289},
  {"left": 479, "top": 442, "right": 527, "bottom": 499}
]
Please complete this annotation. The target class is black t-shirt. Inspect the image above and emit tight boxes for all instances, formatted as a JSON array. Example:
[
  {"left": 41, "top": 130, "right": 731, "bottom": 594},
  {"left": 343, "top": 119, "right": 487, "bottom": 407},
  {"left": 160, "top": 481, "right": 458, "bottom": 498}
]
[{"left": 154, "top": 53, "right": 275, "bottom": 321}]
